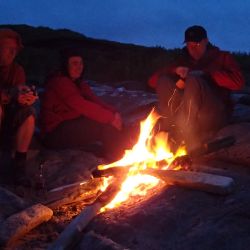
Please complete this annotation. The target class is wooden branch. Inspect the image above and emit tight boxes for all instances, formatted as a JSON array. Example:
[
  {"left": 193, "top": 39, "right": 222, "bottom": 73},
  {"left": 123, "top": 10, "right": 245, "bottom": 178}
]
[
  {"left": 48, "top": 177, "right": 124, "bottom": 250},
  {"left": 143, "top": 169, "right": 235, "bottom": 195},
  {"left": 0, "top": 203, "right": 53, "bottom": 247},
  {"left": 92, "top": 167, "right": 128, "bottom": 178},
  {"left": 44, "top": 178, "right": 103, "bottom": 209},
  {"left": 48, "top": 202, "right": 102, "bottom": 250}
]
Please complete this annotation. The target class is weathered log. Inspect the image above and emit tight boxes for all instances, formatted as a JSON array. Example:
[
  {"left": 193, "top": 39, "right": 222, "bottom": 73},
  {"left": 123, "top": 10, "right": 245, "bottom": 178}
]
[
  {"left": 48, "top": 177, "right": 124, "bottom": 250},
  {"left": 45, "top": 178, "right": 103, "bottom": 209},
  {"left": 169, "top": 136, "right": 236, "bottom": 169},
  {"left": 48, "top": 202, "right": 102, "bottom": 250},
  {"left": 0, "top": 203, "right": 53, "bottom": 247},
  {"left": 143, "top": 169, "right": 235, "bottom": 195}
]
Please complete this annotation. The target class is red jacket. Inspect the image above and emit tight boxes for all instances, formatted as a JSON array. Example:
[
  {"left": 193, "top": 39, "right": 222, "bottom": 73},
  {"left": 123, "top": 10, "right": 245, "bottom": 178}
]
[
  {"left": 148, "top": 45, "right": 245, "bottom": 91},
  {"left": 0, "top": 63, "right": 26, "bottom": 104},
  {"left": 40, "top": 74, "right": 116, "bottom": 134},
  {"left": 0, "top": 63, "right": 25, "bottom": 89}
]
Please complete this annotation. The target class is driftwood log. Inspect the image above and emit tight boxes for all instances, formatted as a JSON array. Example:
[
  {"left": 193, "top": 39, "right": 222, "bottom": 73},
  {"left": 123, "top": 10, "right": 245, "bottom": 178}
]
[
  {"left": 48, "top": 177, "right": 125, "bottom": 250},
  {"left": 44, "top": 178, "right": 103, "bottom": 209},
  {"left": 0, "top": 203, "right": 53, "bottom": 247},
  {"left": 143, "top": 169, "right": 235, "bottom": 195}
]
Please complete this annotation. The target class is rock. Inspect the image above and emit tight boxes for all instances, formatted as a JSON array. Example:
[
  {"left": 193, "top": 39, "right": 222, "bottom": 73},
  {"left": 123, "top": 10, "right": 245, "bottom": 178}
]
[
  {"left": 231, "top": 104, "right": 250, "bottom": 123},
  {"left": 214, "top": 123, "right": 250, "bottom": 166},
  {"left": 0, "top": 187, "right": 27, "bottom": 222},
  {"left": 78, "top": 230, "right": 128, "bottom": 250},
  {"left": 39, "top": 149, "right": 102, "bottom": 190}
]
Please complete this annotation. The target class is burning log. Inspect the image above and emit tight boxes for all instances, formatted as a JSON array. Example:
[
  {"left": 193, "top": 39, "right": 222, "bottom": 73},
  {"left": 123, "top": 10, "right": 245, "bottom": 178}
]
[
  {"left": 48, "top": 177, "right": 125, "bottom": 250},
  {"left": 143, "top": 169, "right": 235, "bottom": 195},
  {"left": 0, "top": 203, "right": 53, "bottom": 248},
  {"left": 44, "top": 178, "right": 103, "bottom": 209},
  {"left": 169, "top": 136, "right": 236, "bottom": 169},
  {"left": 92, "top": 166, "right": 129, "bottom": 178}
]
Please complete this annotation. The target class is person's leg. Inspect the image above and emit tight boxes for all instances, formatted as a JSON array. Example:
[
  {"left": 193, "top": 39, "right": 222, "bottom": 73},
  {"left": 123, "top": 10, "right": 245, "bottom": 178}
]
[
  {"left": 43, "top": 117, "right": 102, "bottom": 149},
  {"left": 176, "top": 75, "right": 229, "bottom": 152},
  {"left": 15, "top": 114, "right": 35, "bottom": 152},
  {"left": 43, "top": 116, "right": 134, "bottom": 162},
  {"left": 155, "top": 75, "right": 183, "bottom": 132}
]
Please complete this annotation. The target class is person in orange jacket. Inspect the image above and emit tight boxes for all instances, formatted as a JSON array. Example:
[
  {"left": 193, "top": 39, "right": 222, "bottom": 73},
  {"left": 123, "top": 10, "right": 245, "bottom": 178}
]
[
  {"left": 40, "top": 48, "right": 130, "bottom": 160},
  {"left": 0, "top": 28, "right": 37, "bottom": 185},
  {"left": 148, "top": 25, "right": 245, "bottom": 152}
]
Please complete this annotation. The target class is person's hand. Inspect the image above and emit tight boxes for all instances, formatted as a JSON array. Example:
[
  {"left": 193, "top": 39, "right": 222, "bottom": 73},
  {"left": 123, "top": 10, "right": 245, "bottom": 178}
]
[
  {"left": 17, "top": 85, "right": 38, "bottom": 106},
  {"left": 111, "top": 112, "right": 122, "bottom": 130},
  {"left": 175, "top": 66, "right": 189, "bottom": 79},
  {"left": 176, "top": 78, "right": 185, "bottom": 89}
]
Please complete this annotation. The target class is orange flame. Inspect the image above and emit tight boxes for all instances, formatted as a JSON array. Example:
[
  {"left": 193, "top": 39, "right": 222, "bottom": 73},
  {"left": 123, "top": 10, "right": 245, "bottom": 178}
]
[{"left": 99, "top": 109, "right": 186, "bottom": 212}]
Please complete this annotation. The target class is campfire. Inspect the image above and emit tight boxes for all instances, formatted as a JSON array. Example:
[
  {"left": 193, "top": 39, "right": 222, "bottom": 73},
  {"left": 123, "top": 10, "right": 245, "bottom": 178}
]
[
  {"left": 47, "top": 109, "right": 234, "bottom": 250},
  {"left": 3, "top": 109, "right": 235, "bottom": 250},
  {"left": 98, "top": 109, "right": 186, "bottom": 211}
]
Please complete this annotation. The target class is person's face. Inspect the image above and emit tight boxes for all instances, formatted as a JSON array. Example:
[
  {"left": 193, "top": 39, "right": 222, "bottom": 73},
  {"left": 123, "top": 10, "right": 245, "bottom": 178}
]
[
  {"left": 0, "top": 38, "right": 18, "bottom": 66},
  {"left": 67, "top": 56, "right": 84, "bottom": 80},
  {"left": 186, "top": 38, "right": 208, "bottom": 61}
]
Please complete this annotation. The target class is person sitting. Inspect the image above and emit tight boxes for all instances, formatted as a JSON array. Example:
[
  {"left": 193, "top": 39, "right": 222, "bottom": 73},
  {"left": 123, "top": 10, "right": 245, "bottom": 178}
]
[
  {"left": 40, "top": 48, "right": 131, "bottom": 161},
  {"left": 0, "top": 28, "right": 38, "bottom": 185},
  {"left": 148, "top": 25, "right": 245, "bottom": 153}
]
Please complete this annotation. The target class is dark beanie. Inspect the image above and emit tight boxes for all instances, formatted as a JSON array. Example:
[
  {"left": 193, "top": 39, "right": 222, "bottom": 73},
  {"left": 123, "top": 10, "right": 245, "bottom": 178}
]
[{"left": 184, "top": 25, "right": 207, "bottom": 43}]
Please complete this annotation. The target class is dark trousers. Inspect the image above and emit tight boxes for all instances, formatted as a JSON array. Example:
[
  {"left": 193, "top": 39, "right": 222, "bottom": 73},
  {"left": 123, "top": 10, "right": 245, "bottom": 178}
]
[
  {"left": 156, "top": 75, "right": 229, "bottom": 151},
  {"left": 43, "top": 116, "right": 135, "bottom": 161}
]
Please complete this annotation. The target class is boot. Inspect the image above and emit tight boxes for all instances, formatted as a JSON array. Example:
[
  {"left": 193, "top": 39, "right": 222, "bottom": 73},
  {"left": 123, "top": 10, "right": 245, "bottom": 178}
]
[
  {"left": 12, "top": 158, "right": 31, "bottom": 187},
  {"left": 0, "top": 150, "right": 13, "bottom": 185}
]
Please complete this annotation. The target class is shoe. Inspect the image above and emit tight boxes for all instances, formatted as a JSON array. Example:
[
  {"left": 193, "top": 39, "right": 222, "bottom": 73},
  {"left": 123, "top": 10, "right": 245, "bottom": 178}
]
[{"left": 12, "top": 159, "right": 31, "bottom": 187}]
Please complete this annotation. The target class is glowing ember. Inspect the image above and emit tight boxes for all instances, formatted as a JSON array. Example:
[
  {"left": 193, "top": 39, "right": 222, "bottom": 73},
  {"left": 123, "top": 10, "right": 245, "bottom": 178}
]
[{"left": 99, "top": 109, "right": 186, "bottom": 212}]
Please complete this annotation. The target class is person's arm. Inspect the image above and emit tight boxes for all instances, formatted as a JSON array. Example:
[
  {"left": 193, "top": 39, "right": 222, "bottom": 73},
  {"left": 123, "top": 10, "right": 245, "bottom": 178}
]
[
  {"left": 52, "top": 77, "right": 116, "bottom": 124},
  {"left": 148, "top": 64, "right": 178, "bottom": 88},
  {"left": 206, "top": 52, "right": 245, "bottom": 91}
]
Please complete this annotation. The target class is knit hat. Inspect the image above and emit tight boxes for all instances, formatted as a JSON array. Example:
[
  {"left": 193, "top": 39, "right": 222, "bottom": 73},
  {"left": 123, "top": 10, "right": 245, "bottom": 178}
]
[
  {"left": 184, "top": 25, "right": 207, "bottom": 43},
  {"left": 0, "top": 28, "right": 24, "bottom": 51}
]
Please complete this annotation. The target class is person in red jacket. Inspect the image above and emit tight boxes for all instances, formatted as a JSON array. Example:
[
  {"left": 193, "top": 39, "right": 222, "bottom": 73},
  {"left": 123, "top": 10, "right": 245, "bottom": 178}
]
[
  {"left": 40, "top": 48, "right": 130, "bottom": 160},
  {"left": 0, "top": 28, "right": 37, "bottom": 185},
  {"left": 148, "top": 25, "right": 245, "bottom": 152}
]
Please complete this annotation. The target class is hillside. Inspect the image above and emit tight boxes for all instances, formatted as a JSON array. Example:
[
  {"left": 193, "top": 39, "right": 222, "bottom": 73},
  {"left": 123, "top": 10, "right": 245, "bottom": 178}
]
[{"left": 1, "top": 24, "right": 250, "bottom": 90}]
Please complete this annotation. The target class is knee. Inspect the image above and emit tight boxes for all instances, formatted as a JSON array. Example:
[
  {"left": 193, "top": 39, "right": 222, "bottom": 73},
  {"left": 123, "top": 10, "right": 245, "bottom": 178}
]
[
  {"left": 156, "top": 75, "right": 176, "bottom": 96},
  {"left": 23, "top": 114, "right": 35, "bottom": 127},
  {"left": 157, "top": 75, "right": 174, "bottom": 88},
  {"left": 185, "top": 75, "right": 206, "bottom": 92}
]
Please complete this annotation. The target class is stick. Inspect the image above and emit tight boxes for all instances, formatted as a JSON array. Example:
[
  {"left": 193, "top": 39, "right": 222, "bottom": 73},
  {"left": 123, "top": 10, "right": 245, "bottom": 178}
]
[
  {"left": 45, "top": 178, "right": 103, "bottom": 209},
  {"left": 48, "top": 181, "right": 88, "bottom": 193},
  {"left": 48, "top": 177, "right": 124, "bottom": 250},
  {"left": 92, "top": 167, "right": 128, "bottom": 178},
  {"left": 143, "top": 169, "right": 235, "bottom": 195}
]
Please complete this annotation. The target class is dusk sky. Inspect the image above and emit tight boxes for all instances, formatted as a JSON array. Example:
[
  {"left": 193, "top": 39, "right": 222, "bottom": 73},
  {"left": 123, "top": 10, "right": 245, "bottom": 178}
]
[{"left": 1, "top": 0, "right": 250, "bottom": 52}]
